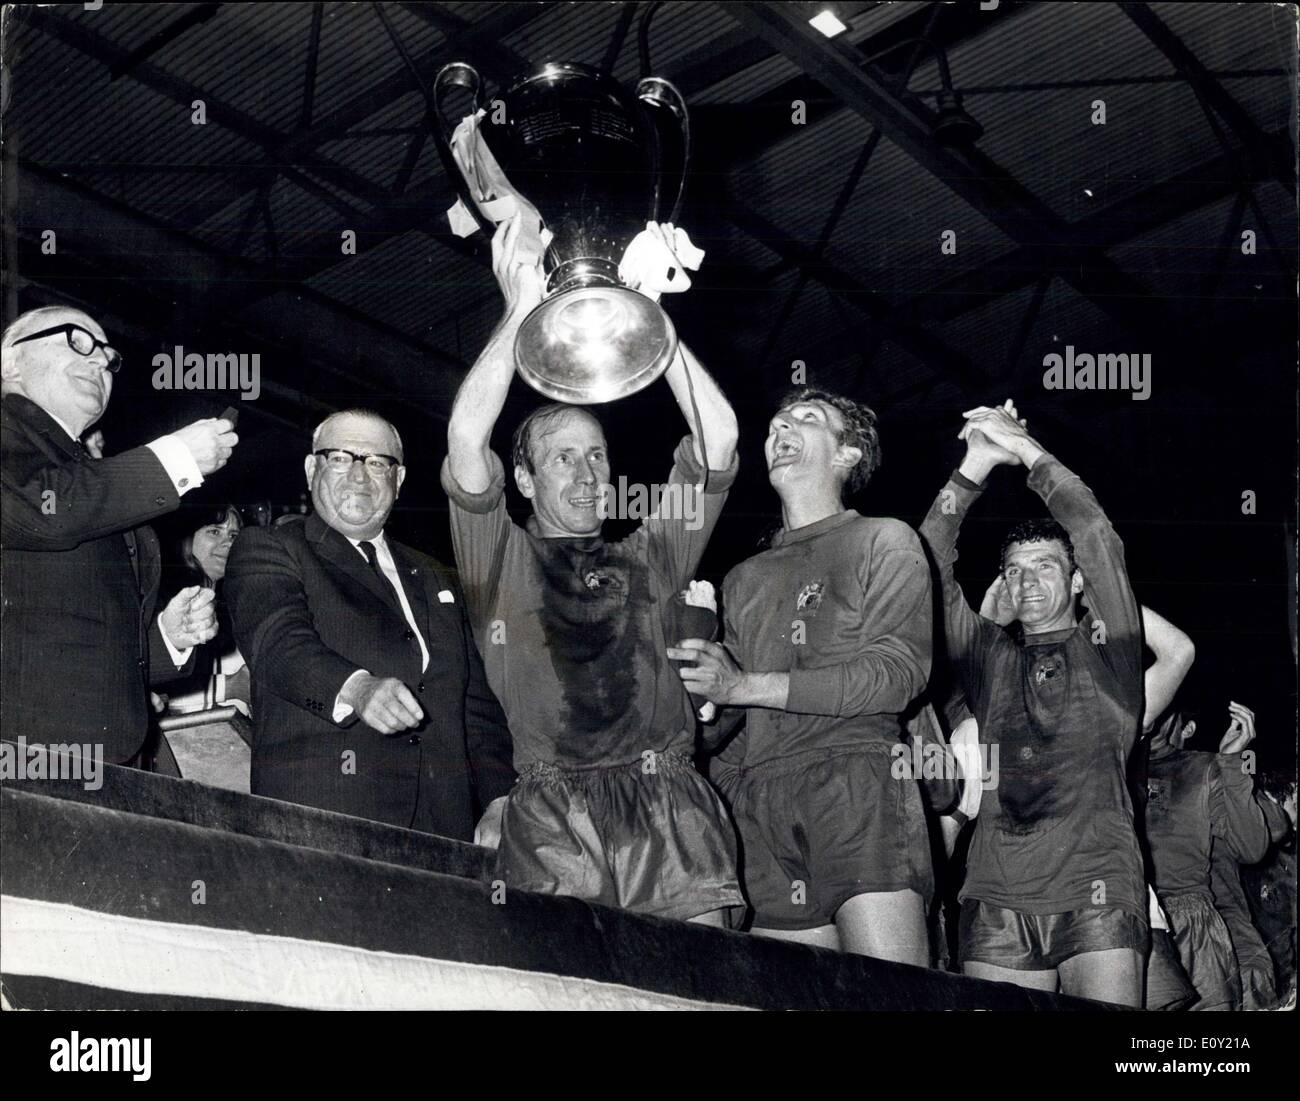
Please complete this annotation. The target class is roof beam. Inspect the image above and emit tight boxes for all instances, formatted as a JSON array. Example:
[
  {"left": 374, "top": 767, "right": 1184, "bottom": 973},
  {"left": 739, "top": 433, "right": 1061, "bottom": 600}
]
[
  {"left": 1122, "top": 2, "right": 1294, "bottom": 196},
  {"left": 720, "top": 196, "right": 995, "bottom": 396},
  {"left": 24, "top": 7, "right": 393, "bottom": 211},
  {"left": 724, "top": 1, "right": 1168, "bottom": 339},
  {"left": 10, "top": 162, "right": 468, "bottom": 416}
]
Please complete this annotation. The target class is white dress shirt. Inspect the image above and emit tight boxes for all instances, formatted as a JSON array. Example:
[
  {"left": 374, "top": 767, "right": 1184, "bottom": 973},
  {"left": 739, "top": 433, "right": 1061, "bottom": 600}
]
[{"left": 332, "top": 530, "right": 431, "bottom": 723}]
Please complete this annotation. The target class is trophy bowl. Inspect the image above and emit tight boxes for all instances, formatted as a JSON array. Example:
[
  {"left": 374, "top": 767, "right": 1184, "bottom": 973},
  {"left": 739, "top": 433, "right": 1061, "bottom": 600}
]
[{"left": 435, "top": 61, "right": 690, "bottom": 404}]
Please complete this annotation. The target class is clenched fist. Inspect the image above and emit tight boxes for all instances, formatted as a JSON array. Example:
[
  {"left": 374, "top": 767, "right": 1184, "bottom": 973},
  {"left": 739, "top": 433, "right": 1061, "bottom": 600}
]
[
  {"left": 160, "top": 585, "right": 218, "bottom": 649},
  {"left": 341, "top": 673, "right": 424, "bottom": 735},
  {"left": 173, "top": 417, "right": 238, "bottom": 475}
]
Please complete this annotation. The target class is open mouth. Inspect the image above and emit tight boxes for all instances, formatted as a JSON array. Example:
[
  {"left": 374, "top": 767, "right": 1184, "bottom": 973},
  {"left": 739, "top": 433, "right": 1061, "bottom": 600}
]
[
  {"left": 770, "top": 438, "right": 801, "bottom": 466},
  {"left": 569, "top": 497, "right": 597, "bottom": 510}
]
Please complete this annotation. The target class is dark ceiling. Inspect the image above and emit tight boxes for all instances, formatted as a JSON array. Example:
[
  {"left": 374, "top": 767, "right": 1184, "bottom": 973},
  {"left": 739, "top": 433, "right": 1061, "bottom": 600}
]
[{"left": 3, "top": 2, "right": 1297, "bottom": 752}]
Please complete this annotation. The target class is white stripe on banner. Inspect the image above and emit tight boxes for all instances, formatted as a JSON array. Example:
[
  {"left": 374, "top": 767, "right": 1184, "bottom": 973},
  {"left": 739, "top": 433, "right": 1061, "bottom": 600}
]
[{"left": 1, "top": 895, "right": 749, "bottom": 1011}]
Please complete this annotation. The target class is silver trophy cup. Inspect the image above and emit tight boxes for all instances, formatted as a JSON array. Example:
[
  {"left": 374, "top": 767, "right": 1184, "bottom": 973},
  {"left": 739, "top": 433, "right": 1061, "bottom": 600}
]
[{"left": 434, "top": 61, "right": 690, "bottom": 404}]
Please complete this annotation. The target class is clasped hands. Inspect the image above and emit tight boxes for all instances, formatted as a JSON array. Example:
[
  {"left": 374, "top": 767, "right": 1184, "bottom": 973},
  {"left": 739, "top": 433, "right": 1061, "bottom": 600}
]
[{"left": 159, "top": 586, "right": 218, "bottom": 649}]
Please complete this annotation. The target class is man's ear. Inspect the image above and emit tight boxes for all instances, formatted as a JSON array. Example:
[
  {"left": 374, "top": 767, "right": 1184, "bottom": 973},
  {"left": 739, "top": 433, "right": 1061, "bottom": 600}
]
[
  {"left": 0, "top": 354, "right": 23, "bottom": 385},
  {"left": 303, "top": 455, "right": 315, "bottom": 491},
  {"left": 1070, "top": 568, "right": 1085, "bottom": 596},
  {"left": 1182, "top": 720, "right": 1196, "bottom": 742},
  {"left": 833, "top": 443, "right": 862, "bottom": 474},
  {"left": 514, "top": 465, "right": 535, "bottom": 500},
  {"left": 394, "top": 465, "right": 407, "bottom": 496}
]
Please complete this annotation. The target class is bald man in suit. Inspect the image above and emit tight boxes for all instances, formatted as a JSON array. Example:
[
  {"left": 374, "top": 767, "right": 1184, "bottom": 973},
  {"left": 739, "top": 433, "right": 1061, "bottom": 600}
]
[
  {"left": 225, "top": 409, "right": 514, "bottom": 839},
  {"left": 1, "top": 305, "right": 238, "bottom": 763}
]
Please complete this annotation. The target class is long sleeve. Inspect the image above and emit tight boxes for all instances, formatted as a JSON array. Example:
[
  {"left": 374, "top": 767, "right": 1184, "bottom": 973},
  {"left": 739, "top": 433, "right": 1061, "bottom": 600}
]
[
  {"left": 224, "top": 528, "right": 363, "bottom": 727},
  {"left": 1, "top": 442, "right": 178, "bottom": 551},
  {"left": 147, "top": 616, "right": 197, "bottom": 685},
  {"left": 1209, "top": 754, "right": 1270, "bottom": 865},
  {"left": 784, "top": 536, "right": 932, "bottom": 717},
  {"left": 1027, "top": 455, "right": 1143, "bottom": 689},
  {"left": 919, "top": 470, "right": 998, "bottom": 701},
  {"left": 459, "top": 591, "right": 516, "bottom": 807},
  {"left": 644, "top": 435, "right": 737, "bottom": 590}
]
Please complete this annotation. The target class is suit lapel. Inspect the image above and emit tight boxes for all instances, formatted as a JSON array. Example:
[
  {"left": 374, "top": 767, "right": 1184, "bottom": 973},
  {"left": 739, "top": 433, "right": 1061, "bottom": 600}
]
[{"left": 307, "top": 513, "right": 400, "bottom": 612}]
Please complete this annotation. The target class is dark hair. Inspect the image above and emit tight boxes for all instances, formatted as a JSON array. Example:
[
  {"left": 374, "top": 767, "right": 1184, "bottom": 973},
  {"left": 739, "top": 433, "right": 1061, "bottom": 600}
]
[
  {"left": 999, "top": 518, "right": 1077, "bottom": 575},
  {"left": 511, "top": 403, "right": 603, "bottom": 474},
  {"left": 777, "top": 387, "right": 880, "bottom": 495},
  {"left": 181, "top": 505, "right": 243, "bottom": 574}
]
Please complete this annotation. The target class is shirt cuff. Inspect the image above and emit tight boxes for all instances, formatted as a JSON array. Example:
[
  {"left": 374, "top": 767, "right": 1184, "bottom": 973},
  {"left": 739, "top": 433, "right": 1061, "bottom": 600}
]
[
  {"left": 333, "top": 669, "right": 369, "bottom": 724},
  {"left": 157, "top": 616, "right": 192, "bottom": 669},
  {"left": 146, "top": 436, "right": 204, "bottom": 496},
  {"left": 951, "top": 469, "right": 986, "bottom": 493}
]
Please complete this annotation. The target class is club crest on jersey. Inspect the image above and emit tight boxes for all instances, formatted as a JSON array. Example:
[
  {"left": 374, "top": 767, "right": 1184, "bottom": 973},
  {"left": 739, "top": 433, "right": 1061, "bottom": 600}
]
[{"left": 796, "top": 581, "right": 825, "bottom": 614}]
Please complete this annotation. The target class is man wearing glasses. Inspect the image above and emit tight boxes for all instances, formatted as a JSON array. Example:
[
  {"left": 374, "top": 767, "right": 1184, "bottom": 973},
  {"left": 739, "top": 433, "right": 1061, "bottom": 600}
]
[
  {"left": 224, "top": 410, "right": 515, "bottom": 838},
  {"left": 1, "top": 305, "right": 238, "bottom": 765}
]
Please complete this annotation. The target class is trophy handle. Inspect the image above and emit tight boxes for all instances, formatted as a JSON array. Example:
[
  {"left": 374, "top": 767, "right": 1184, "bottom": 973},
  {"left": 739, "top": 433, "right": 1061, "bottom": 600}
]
[
  {"left": 637, "top": 76, "right": 691, "bottom": 224},
  {"left": 431, "top": 62, "right": 495, "bottom": 235}
]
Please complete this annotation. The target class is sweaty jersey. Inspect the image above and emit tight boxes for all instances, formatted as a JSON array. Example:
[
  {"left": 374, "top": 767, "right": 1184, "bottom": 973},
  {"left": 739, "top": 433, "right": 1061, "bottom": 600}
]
[
  {"left": 441, "top": 437, "right": 733, "bottom": 770},
  {"left": 920, "top": 455, "right": 1147, "bottom": 920}
]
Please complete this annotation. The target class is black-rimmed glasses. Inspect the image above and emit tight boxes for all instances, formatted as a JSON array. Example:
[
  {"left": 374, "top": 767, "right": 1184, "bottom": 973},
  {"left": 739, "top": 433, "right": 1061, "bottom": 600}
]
[
  {"left": 9, "top": 323, "right": 122, "bottom": 373},
  {"left": 313, "top": 449, "right": 400, "bottom": 474}
]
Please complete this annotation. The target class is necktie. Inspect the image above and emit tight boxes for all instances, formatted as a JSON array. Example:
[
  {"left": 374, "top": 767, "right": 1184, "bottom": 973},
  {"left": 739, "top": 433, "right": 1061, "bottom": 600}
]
[{"left": 359, "top": 540, "right": 404, "bottom": 610}]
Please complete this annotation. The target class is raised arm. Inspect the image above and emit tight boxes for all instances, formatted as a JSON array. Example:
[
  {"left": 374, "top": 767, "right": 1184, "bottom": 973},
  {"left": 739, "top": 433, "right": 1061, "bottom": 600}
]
[
  {"left": 446, "top": 215, "right": 546, "bottom": 493},
  {"left": 662, "top": 341, "right": 738, "bottom": 473},
  {"left": 1140, "top": 605, "right": 1196, "bottom": 732},
  {"left": 917, "top": 420, "right": 1018, "bottom": 696},
  {"left": 965, "top": 402, "right": 1143, "bottom": 688}
]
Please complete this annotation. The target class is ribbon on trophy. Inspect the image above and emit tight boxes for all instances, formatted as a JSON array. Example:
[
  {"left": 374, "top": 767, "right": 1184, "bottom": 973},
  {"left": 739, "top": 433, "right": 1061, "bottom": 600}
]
[
  {"left": 618, "top": 221, "right": 705, "bottom": 301},
  {"left": 444, "top": 108, "right": 553, "bottom": 266}
]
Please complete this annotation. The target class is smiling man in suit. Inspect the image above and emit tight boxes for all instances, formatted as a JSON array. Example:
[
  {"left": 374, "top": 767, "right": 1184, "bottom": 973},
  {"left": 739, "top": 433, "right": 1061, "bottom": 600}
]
[
  {"left": 1, "top": 305, "right": 237, "bottom": 765},
  {"left": 224, "top": 409, "right": 514, "bottom": 839}
]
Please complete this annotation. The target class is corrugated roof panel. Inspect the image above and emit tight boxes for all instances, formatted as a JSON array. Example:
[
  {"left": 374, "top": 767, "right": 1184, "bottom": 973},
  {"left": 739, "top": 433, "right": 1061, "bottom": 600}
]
[
  {"left": 501, "top": 1, "right": 624, "bottom": 75},
  {"left": 844, "top": 2, "right": 932, "bottom": 44},
  {"left": 815, "top": 134, "right": 1018, "bottom": 303},
  {"left": 147, "top": 5, "right": 312, "bottom": 136},
  {"left": 692, "top": 50, "right": 804, "bottom": 104},
  {"left": 610, "top": 2, "right": 740, "bottom": 88},
  {"left": 928, "top": 1, "right": 1221, "bottom": 222},
  {"left": 304, "top": 228, "right": 495, "bottom": 362},
  {"left": 1153, "top": 1, "right": 1295, "bottom": 74},
  {"left": 936, "top": 280, "right": 1042, "bottom": 382},
  {"left": 1108, "top": 182, "right": 1295, "bottom": 315},
  {"left": 309, "top": 3, "right": 442, "bottom": 131},
  {"left": 85, "top": 4, "right": 188, "bottom": 51}
]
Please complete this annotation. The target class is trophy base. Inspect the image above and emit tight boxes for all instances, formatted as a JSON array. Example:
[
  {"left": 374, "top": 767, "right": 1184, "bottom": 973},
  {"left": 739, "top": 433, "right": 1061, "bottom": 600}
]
[{"left": 515, "top": 286, "right": 677, "bottom": 405}]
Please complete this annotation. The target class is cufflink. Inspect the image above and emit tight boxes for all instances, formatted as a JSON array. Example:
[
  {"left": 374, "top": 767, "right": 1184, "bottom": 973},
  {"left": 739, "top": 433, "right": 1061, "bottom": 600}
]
[{"left": 437, "top": 590, "right": 454, "bottom": 603}]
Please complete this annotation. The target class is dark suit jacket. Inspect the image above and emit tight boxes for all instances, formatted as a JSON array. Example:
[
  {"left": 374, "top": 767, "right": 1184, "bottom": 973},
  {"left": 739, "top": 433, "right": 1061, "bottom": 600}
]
[
  {"left": 0, "top": 393, "right": 193, "bottom": 762},
  {"left": 224, "top": 512, "right": 515, "bottom": 839}
]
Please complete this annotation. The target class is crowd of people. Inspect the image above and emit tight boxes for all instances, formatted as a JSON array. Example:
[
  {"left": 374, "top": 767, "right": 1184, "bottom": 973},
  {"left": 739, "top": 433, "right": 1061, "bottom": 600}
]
[{"left": 1, "top": 215, "right": 1293, "bottom": 1010}]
